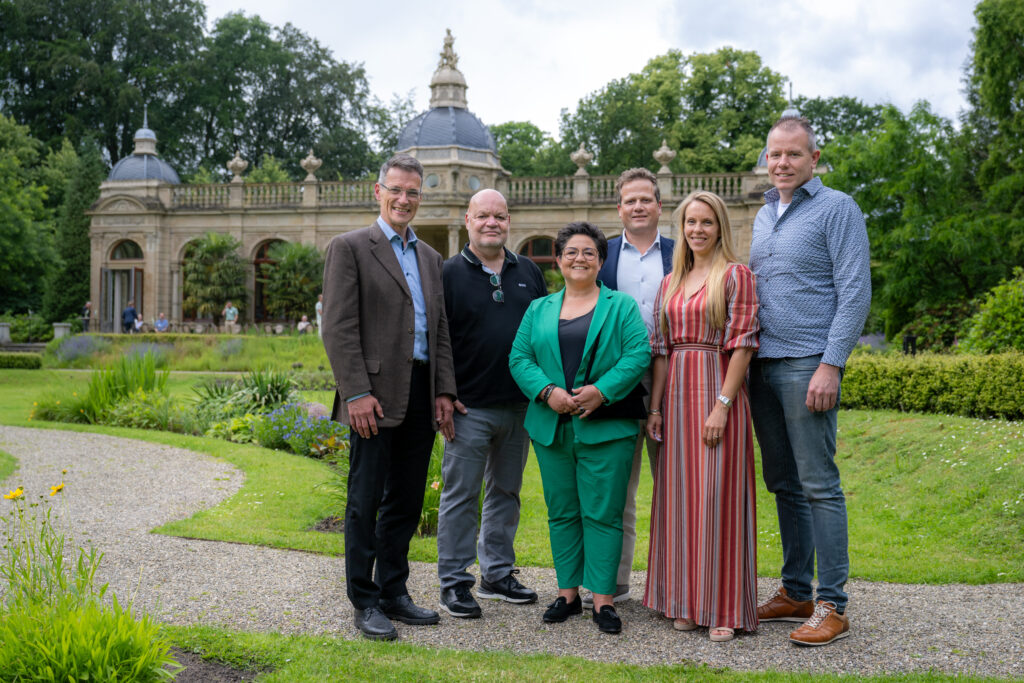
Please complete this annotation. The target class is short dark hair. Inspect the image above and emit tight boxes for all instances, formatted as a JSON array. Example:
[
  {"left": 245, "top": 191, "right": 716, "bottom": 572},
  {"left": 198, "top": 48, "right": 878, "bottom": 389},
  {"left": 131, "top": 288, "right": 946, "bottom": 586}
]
[
  {"left": 615, "top": 167, "right": 660, "bottom": 203},
  {"left": 767, "top": 115, "right": 818, "bottom": 153},
  {"left": 554, "top": 221, "right": 608, "bottom": 263},
  {"left": 378, "top": 153, "right": 424, "bottom": 184}
]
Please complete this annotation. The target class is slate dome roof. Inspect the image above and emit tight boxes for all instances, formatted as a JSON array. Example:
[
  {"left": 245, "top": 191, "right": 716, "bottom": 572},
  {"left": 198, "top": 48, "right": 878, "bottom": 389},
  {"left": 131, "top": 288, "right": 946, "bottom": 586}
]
[
  {"left": 106, "top": 123, "right": 181, "bottom": 184},
  {"left": 108, "top": 153, "right": 181, "bottom": 183},
  {"left": 397, "top": 106, "right": 496, "bottom": 153}
]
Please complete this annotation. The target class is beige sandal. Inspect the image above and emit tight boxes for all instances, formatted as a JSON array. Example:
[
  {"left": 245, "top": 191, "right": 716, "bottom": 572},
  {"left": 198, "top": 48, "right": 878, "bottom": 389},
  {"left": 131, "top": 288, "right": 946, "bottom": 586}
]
[
  {"left": 673, "top": 618, "right": 697, "bottom": 631},
  {"left": 710, "top": 626, "right": 735, "bottom": 642}
]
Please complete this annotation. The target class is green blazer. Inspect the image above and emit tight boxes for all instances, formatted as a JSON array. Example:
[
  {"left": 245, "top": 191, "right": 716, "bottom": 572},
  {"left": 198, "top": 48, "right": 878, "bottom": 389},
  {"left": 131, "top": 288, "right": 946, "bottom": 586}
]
[{"left": 509, "top": 283, "right": 651, "bottom": 447}]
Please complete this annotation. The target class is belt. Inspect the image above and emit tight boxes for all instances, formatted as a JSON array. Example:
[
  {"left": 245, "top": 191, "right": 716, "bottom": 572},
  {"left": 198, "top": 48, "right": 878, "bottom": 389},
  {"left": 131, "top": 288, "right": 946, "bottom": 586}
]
[
  {"left": 671, "top": 343, "right": 723, "bottom": 353},
  {"left": 411, "top": 358, "right": 429, "bottom": 367}
]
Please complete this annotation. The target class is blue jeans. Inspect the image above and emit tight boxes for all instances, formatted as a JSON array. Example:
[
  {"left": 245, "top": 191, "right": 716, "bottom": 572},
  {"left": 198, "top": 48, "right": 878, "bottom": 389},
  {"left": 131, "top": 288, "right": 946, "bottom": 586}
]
[{"left": 749, "top": 355, "right": 849, "bottom": 612}]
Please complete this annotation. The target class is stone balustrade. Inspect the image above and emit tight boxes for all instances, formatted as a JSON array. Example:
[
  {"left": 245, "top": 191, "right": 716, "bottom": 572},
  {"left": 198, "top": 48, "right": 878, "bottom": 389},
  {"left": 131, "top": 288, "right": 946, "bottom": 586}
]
[{"left": 171, "top": 183, "right": 230, "bottom": 209}]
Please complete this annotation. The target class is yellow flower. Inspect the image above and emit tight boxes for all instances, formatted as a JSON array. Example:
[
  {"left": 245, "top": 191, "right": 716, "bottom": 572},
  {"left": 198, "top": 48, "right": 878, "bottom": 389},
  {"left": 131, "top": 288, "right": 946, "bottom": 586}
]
[
  {"left": 56, "top": 400, "right": 60, "bottom": 405},
  {"left": 49, "top": 483, "right": 65, "bottom": 496},
  {"left": 4, "top": 487, "right": 24, "bottom": 500},
  {"left": 62, "top": 469, "right": 68, "bottom": 475}
]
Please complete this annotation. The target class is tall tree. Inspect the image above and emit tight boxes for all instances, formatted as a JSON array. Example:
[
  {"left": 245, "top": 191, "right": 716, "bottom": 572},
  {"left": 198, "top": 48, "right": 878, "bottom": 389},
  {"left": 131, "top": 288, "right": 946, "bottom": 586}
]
[
  {"left": 489, "top": 121, "right": 574, "bottom": 177},
  {"left": 969, "top": 0, "right": 1024, "bottom": 216},
  {"left": 0, "top": 0, "right": 206, "bottom": 163},
  {"left": 792, "top": 95, "right": 885, "bottom": 151},
  {"left": 0, "top": 115, "right": 54, "bottom": 313},
  {"left": 42, "top": 140, "right": 106, "bottom": 322},
  {"left": 558, "top": 48, "right": 786, "bottom": 174}
]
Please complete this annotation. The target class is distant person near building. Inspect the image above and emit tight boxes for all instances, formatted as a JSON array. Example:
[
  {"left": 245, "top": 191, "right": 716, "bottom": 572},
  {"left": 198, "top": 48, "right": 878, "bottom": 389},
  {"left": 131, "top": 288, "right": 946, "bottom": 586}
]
[
  {"left": 436, "top": 189, "right": 547, "bottom": 619},
  {"left": 222, "top": 301, "right": 239, "bottom": 334},
  {"left": 297, "top": 315, "right": 313, "bottom": 334},
  {"left": 748, "top": 114, "right": 871, "bottom": 647},
  {"left": 81, "top": 301, "right": 92, "bottom": 333},
  {"left": 121, "top": 301, "right": 138, "bottom": 334},
  {"left": 154, "top": 313, "right": 169, "bottom": 333}
]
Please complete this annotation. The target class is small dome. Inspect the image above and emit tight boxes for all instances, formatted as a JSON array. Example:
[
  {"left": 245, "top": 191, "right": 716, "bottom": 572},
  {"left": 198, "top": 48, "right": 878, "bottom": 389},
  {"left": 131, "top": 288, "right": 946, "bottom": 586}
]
[
  {"left": 397, "top": 107, "right": 496, "bottom": 153},
  {"left": 134, "top": 126, "right": 156, "bottom": 141},
  {"left": 108, "top": 155, "right": 181, "bottom": 183}
]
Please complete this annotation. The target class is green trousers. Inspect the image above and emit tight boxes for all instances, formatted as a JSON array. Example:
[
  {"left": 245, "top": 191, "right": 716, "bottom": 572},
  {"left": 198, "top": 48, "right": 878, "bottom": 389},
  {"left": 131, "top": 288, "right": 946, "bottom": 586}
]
[{"left": 533, "top": 421, "right": 635, "bottom": 595}]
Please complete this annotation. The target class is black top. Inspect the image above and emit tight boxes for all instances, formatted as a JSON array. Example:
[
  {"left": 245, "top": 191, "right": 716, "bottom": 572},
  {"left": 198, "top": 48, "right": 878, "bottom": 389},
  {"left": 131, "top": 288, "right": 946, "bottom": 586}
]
[
  {"left": 443, "top": 244, "right": 547, "bottom": 407},
  {"left": 558, "top": 309, "right": 594, "bottom": 393}
]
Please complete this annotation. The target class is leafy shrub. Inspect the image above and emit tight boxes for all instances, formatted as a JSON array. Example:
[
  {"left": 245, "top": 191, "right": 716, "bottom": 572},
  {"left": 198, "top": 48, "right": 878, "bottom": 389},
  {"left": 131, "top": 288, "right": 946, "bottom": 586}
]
[
  {"left": 47, "top": 334, "right": 111, "bottom": 364},
  {"left": 33, "top": 353, "right": 168, "bottom": 424},
  {"left": 292, "top": 369, "right": 335, "bottom": 390},
  {"left": 106, "top": 389, "right": 192, "bottom": 433},
  {"left": 0, "top": 596, "right": 180, "bottom": 681},
  {"left": 417, "top": 436, "right": 444, "bottom": 536},
  {"left": 218, "top": 337, "right": 245, "bottom": 358},
  {"left": 253, "top": 404, "right": 348, "bottom": 458},
  {"left": 896, "top": 301, "right": 977, "bottom": 352},
  {"left": 0, "top": 312, "right": 52, "bottom": 342},
  {"left": 236, "top": 367, "right": 299, "bottom": 412},
  {"left": 842, "top": 351, "right": 1024, "bottom": 419},
  {"left": 205, "top": 413, "right": 263, "bottom": 444},
  {"left": 960, "top": 268, "right": 1024, "bottom": 353},
  {"left": 0, "top": 352, "right": 41, "bottom": 369}
]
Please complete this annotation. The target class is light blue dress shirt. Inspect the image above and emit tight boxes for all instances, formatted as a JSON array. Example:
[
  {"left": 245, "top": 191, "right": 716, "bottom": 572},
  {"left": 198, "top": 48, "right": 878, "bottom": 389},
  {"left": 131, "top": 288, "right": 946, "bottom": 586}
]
[
  {"left": 377, "top": 216, "right": 429, "bottom": 361},
  {"left": 749, "top": 177, "right": 871, "bottom": 367},
  {"left": 616, "top": 233, "right": 664, "bottom": 335}
]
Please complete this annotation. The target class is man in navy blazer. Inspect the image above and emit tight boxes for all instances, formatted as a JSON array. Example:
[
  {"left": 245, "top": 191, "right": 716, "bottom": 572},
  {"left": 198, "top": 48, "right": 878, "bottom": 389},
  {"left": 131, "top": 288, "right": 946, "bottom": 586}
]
[{"left": 591, "top": 167, "right": 674, "bottom": 606}]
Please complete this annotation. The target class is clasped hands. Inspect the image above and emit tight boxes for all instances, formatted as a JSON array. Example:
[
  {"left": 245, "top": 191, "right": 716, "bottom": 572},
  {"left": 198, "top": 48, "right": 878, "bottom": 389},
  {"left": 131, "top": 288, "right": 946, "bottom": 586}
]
[{"left": 547, "top": 384, "right": 603, "bottom": 419}]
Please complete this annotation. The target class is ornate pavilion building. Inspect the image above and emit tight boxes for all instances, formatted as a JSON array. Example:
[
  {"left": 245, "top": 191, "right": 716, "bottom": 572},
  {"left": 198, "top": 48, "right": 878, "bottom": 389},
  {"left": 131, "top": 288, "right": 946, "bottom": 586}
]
[{"left": 88, "top": 31, "right": 777, "bottom": 331}]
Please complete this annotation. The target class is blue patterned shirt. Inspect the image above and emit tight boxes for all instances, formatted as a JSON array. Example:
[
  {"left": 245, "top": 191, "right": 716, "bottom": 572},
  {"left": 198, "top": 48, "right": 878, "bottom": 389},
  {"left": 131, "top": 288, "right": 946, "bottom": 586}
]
[{"left": 749, "top": 177, "right": 871, "bottom": 367}]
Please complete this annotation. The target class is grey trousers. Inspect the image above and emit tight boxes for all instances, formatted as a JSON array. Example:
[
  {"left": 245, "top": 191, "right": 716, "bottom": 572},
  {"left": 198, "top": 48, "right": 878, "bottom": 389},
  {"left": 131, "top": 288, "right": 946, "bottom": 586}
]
[
  {"left": 618, "top": 370, "right": 660, "bottom": 585},
  {"left": 437, "top": 403, "right": 531, "bottom": 591}
]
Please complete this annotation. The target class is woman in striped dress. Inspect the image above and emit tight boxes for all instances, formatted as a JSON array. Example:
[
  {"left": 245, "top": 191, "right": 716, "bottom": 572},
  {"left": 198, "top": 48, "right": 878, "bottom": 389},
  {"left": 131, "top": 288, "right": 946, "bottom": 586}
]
[{"left": 643, "top": 190, "right": 760, "bottom": 642}]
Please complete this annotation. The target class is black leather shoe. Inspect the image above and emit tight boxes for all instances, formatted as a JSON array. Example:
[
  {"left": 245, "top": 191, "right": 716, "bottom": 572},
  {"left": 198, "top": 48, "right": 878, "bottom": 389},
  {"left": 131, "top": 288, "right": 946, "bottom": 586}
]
[
  {"left": 440, "top": 584, "right": 482, "bottom": 618},
  {"left": 380, "top": 595, "right": 441, "bottom": 625},
  {"left": 353, "top": 606, "right": 397, "bottom": 641},
  {"left": 477, "top": 569, "right": 538, "bottom": 604},
  {"left": 542, "top": 595, "right": 582, "bottom": 623},
  {"left": 593, "top": 605, "right": 622, "bottom": 634}
]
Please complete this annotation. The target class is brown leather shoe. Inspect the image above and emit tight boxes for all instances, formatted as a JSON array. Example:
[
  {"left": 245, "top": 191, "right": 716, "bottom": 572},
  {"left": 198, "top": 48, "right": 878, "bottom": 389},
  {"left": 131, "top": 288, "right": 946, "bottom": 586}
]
[
  {"left": 789, "top": 601, "right": 850, "bottom": 646},
  {"left": 757, "top": 586, "right": 814, "bottom": 622}
]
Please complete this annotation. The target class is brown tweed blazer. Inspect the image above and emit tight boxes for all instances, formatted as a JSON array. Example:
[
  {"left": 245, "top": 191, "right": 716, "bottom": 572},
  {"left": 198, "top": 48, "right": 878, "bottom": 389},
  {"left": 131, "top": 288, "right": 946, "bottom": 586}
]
[{"left": 321, "top": 222, "right": 457, "bottom": 429}]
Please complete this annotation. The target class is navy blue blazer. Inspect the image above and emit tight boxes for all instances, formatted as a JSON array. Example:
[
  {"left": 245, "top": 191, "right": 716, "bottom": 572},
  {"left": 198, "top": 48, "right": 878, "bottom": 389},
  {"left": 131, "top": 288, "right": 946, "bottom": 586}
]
[{"left": 597, "top": 234, "right": 675, "bottom": 289}]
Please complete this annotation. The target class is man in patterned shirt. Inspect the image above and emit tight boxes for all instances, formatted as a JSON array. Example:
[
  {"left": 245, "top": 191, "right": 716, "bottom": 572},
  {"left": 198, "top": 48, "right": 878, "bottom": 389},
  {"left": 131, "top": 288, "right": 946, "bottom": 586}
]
[{"left": 748, "top": 115, "right": 871, "bottom": 646}]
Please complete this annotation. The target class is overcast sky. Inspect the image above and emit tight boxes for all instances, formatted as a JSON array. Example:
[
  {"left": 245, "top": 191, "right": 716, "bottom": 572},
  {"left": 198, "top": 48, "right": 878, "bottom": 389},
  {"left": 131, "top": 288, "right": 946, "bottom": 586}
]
[{"left": 203, "top": 0, "right": 979, "bottom": 138}]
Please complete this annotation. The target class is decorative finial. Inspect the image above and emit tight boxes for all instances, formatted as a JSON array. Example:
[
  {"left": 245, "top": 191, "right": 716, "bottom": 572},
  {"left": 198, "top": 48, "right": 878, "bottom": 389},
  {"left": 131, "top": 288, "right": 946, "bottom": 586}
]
[
  {"left": 653, "top": 139, "right": 676, "bottom": 174},
  {"left": 227, "top": 151, "right": 248, "bottom": 183},
  {"left": 300, "top": 149, "right": 322, "bottom": 181},
  {"left": 570, "top": 143, "right": 593, "bottom": 176},
  {"left": 143, "top": 104, "right": 149, "bottom": 129},
  {"left": 439, "top": 28, "right": 458, "bottom": 69}
]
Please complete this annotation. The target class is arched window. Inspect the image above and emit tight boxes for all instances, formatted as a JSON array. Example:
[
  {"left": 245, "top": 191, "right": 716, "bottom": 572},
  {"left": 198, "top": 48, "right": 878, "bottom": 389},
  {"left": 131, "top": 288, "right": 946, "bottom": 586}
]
[
  {"left": 518, "top": 237, "right": 557, "bottom": 270},
  {"left": 111, "top": 240, "right": 143, "bottom": 260},
  {"left": 254, "top": 239, "right": 285, "bottom": 322}
]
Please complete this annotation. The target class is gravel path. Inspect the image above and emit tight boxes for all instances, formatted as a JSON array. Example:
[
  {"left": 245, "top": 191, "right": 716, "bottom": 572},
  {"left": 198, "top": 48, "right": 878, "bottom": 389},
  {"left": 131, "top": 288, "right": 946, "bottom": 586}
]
[{"left": 1, "top": 425, "right": 1021, "bottom": 678}]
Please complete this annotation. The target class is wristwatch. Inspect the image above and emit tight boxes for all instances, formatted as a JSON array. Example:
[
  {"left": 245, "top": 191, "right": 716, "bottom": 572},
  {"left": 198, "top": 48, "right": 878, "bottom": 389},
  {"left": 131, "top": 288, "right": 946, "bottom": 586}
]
[{"left": 717, "top": 394, "right": 732, "bottom": 409}]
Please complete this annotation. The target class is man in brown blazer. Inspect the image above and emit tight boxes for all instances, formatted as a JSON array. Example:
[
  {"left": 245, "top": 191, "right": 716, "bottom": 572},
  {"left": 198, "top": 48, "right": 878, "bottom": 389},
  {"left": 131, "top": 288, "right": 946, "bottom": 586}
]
[{"left": 322, "top": 153, "right": 457, "bottom": 641}]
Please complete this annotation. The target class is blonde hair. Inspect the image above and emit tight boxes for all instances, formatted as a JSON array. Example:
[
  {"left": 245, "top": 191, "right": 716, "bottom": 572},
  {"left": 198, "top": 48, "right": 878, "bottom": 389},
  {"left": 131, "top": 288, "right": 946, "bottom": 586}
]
[{"left": 660, "top": 191, "right": 740, "bottom": 334}]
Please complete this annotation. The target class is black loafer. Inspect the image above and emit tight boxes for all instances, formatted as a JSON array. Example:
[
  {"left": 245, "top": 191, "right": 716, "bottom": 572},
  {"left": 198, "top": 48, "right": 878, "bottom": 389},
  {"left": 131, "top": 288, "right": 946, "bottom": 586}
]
[
  {"left": 593, "top": 605, "right": 622, "bottom": 634},
  {"left": 542, "top": 595, "right": 582, "bottom": 623},
  {"left": 353, "top": 606, "right": 397, "bottom": 640},
  {"left": 380, "top": 595, "right": 441, "bottom": 625}
]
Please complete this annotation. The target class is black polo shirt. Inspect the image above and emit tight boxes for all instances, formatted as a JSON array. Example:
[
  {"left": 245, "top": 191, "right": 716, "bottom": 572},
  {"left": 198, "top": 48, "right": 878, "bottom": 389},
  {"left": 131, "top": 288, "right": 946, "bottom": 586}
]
[{"left": 443, "top": 244, "right": 547, "bottom": 408}]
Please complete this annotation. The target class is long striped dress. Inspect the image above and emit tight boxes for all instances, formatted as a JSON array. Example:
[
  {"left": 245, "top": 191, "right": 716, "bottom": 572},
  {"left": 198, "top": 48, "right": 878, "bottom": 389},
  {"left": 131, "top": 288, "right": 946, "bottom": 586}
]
[{"left": 643, "top": 263, "right": 760, "bottom": 631}]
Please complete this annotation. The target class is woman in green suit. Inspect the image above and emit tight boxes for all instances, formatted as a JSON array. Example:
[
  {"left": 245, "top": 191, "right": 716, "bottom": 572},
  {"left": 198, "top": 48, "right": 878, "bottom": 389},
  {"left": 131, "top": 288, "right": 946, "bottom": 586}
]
[{"left": 509, "top": 222, "right": 650, "bottom": 634}]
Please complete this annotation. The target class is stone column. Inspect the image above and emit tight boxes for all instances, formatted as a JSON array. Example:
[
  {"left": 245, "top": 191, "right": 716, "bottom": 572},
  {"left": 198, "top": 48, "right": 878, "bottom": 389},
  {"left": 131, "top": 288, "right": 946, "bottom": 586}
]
[
  {"left": 0, "top": 323, "right": 10, "bottom": 344},
  {"left": 571, "top": 144, "right": 592, "bottom": 203},
  {"left": 653, "top": 140, "right": 676, "bottom": 202},
  {"left": 227, "top": 152, "right": 247, "bottom": 209},
  {"left": 447, "top": 224, "right": 460, "bottom": 259},
  {"left": 171, "top": 264, "right": 181, "bottom": 324}
]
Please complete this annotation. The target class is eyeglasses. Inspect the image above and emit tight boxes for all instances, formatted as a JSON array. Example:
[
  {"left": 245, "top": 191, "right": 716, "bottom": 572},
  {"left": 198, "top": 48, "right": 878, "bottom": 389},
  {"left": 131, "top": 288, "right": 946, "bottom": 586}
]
[
  {"left": 379, "top": 183, "right": 422, "bottom": 200},
  {"left": 561, "top": 247, "right": 598, "bottom": 261},
  {"left": 489, "top": 273, "right": 503, "bottom": 303}
]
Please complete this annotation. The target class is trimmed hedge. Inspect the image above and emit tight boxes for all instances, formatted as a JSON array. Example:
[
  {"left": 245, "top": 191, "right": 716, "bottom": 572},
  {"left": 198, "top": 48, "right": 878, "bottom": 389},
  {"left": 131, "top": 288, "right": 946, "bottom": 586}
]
[
  {"left": 842, "top": 351, "right": 1024, "bottom": 419},
  {"left": 0, "top": 352, "right": 42, "bottom": 369}
]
